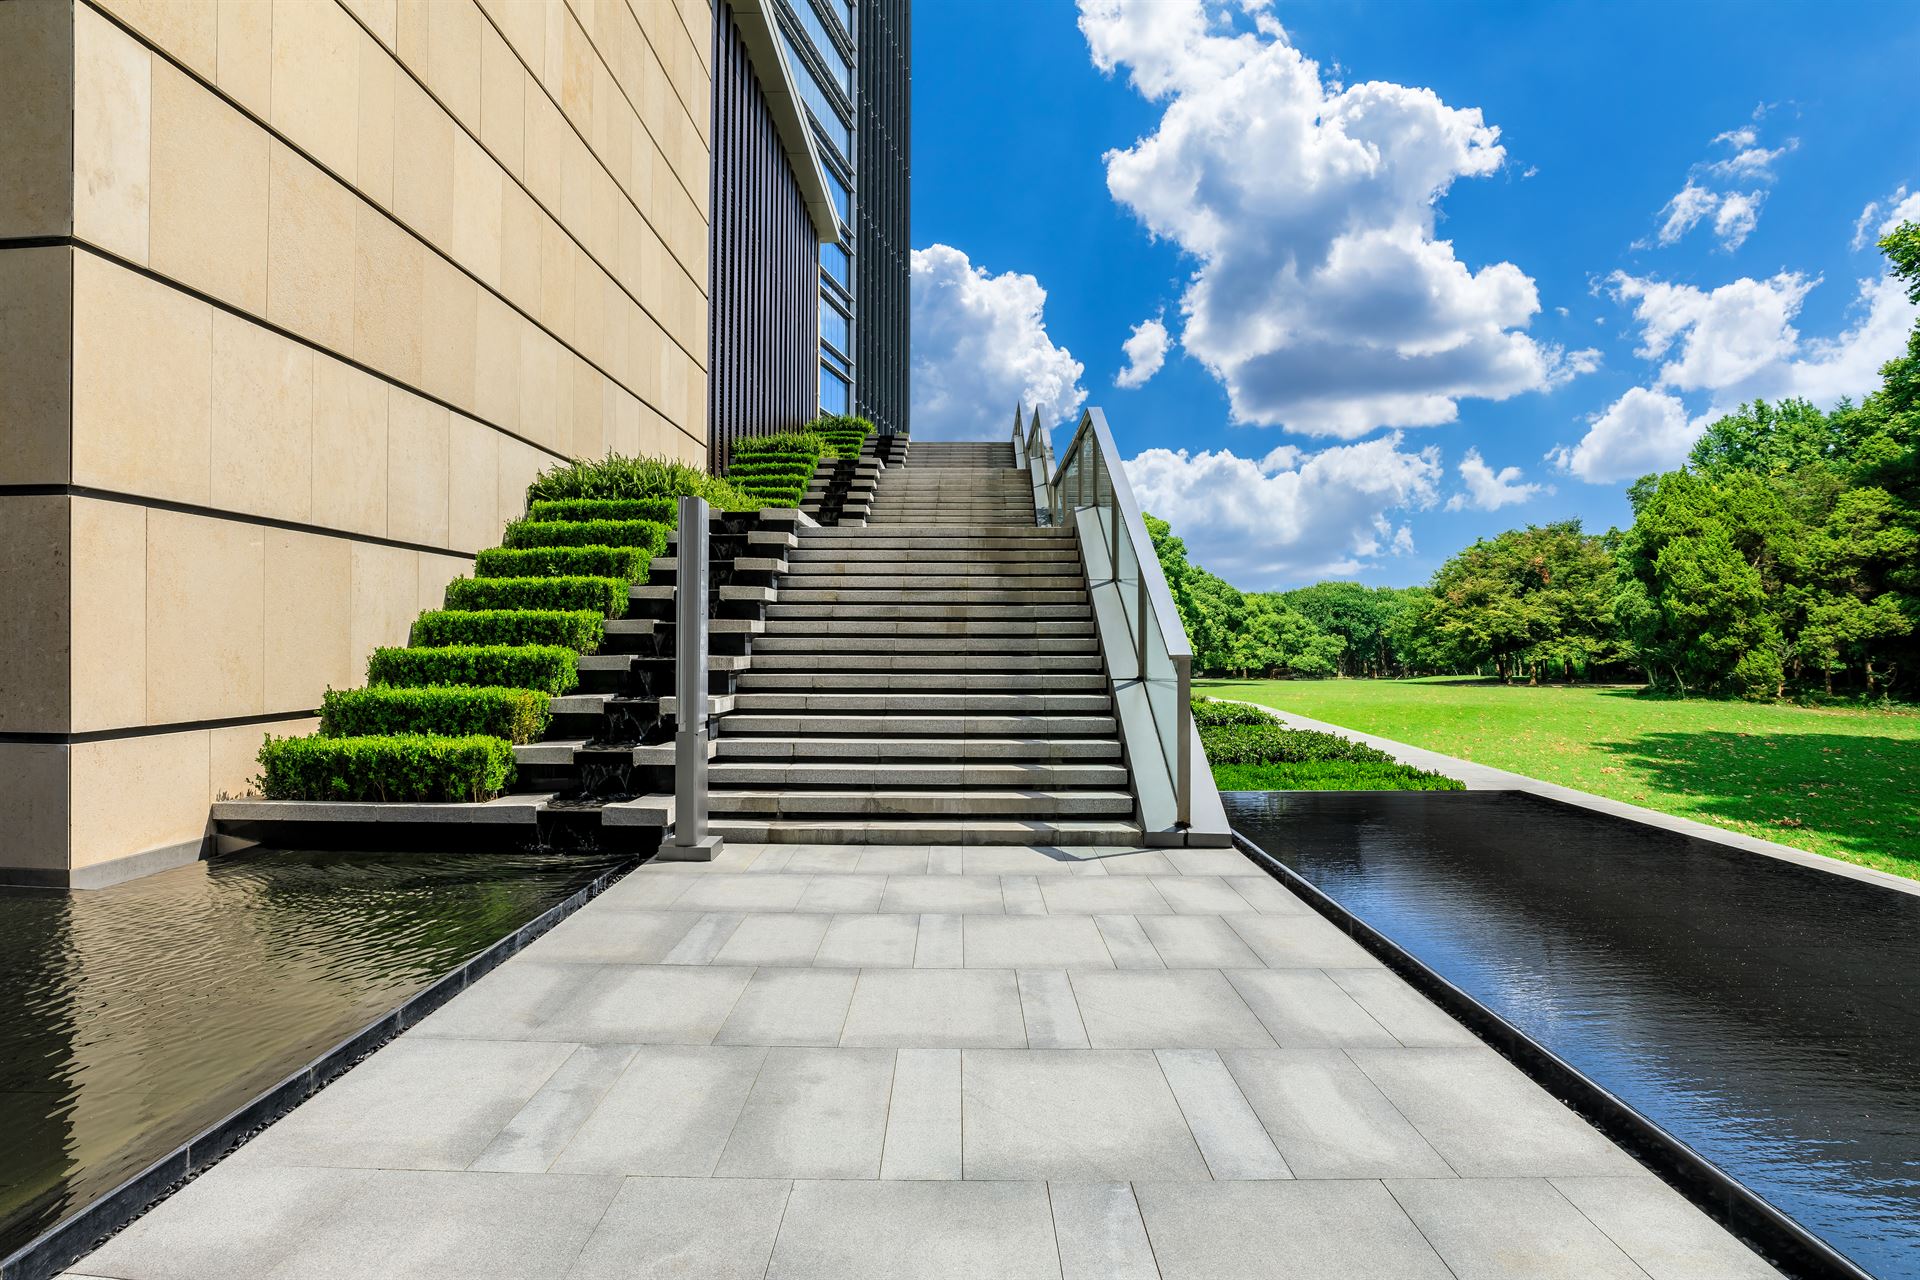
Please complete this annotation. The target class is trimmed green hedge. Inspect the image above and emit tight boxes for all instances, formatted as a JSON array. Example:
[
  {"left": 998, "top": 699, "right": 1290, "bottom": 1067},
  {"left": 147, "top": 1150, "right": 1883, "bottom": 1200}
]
[
  {"left": 801, "top": 414, "right": 874, "bottom": 457},
  {"left": 1197, "top": 717, "right": 1463, "bottom": 791},
  {"left": 411, "top": 608, "right": 604, "bottom": 652},
  {"left": 526, "top": 455, "right": 754, "bottom": 510},
  {"left": 320, "top": 685, "right": 552, "bottom": 743},
  {"left": 1213, "top": 761, "right": 1466, "bottom": 791},
  {"left": 1191, "top": 697, "right": 1275, "bottom": 728},
  {"left": 727, "top": 433, "right": 824, "bottom": 509},
  {"left": 442, "top": 575, "right": 628, "bottom": 616},
  {"left": 727, "top": 463, "right": 818, "bottom": 481},
  {"left": 258, "top": 733, "right": 516, "bottom": 802},
  {"left": 527, "top": 497, "right": 676, "bottom": 524},
  {"left": 1199, "top": 723, "right": 1396, "bottom": 766},
  {"left": 367, "top": 643, "right": 578, "bottom": 695},
  {"left": 502, "top": 518, "right": 671, "bottom": 553},
  {"left": 475, "top": 545, "right": 651, "bottom": 582},
  {"left": 732, "top": 431, "right": 827, "bottom": 458}
]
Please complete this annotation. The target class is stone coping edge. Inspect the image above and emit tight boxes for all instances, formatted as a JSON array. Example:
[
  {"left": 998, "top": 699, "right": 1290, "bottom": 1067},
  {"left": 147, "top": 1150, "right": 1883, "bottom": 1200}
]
[
  {"left": 1211, "top": 698, "right": 1919, "bottom": 899},
  {"left": 210, "top": 796, "right": 548, "bottom": 824},
  {"left": 1230, "top": 827, "right": 1870, "bottom": 1280},
  {"left": 0, "top": 856, "right": 636, "bottom": 1280}
]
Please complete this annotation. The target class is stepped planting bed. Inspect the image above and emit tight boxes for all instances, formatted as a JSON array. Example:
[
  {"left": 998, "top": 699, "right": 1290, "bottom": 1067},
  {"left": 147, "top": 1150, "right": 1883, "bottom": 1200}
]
[
  {"left": 254, "top": 456, "right": 756, "bottom": 803},
  {"left": 723, "top": 416, "right": 875, "bottom": 509}
]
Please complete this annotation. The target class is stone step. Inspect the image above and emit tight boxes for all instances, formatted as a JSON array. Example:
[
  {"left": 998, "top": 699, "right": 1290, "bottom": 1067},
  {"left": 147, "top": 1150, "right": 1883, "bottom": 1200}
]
[
  {"left": 787, "top": 548, "right": 1078, "bottom": 564},
  {"left": 752, "top": 635, "right": 1098, "bottom": 654},
  {"left": 796, "top": 537, "right": 1073, "bottom": 551},
  {"left": 706, "top": 788, "right": 1136, "bottom": 818},
  {"left": 782, "top": 563, "right": 1079, "bottom": 579},
  {"left": 746, "top": 650, "right": 1099, "bottom": 669},
  {"left": 706, "top": 818, "right": 1145, "bottom": 846},
  {"left": 760, "top": 618, "right": 1093, "bottom": 636},
  {"left": 802, "top": 523, "right": 1062, "bottom": 537},
  {"left": 731, "top": 692, "right": 1112, "bottom": 713},
  {"left": 576, "top": 653, "right": 747, "bottom": 673},
  {"left": 717, "top": 713, "right": 1119, "bottom": 736},
  {"left": 708, "top": 761, "right": 1130, "bottom": 788},
  {"left": 734, "top": 671, "right": 1110, "bottom": 693},
  {"left": 764, "top": 603, "right": 1091, "bottom": 622},
  {"left": 513, "top": 739, "right": 712, "bottom": 766},
  {"left": 774, "top": 589, "right": 1089, "bottom": 605},
  {"left": 713, "top": 736, "right": 1123, "bottom": 761}
]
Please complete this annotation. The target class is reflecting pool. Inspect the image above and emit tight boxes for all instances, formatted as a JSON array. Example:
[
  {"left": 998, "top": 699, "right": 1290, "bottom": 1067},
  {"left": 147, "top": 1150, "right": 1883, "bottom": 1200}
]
[
  {"left": 1227, "top": 790, "right": 1920, "bottom": 1280},
  {"left": 0, "top": 847, "right": 625, "bottom": 1260}
]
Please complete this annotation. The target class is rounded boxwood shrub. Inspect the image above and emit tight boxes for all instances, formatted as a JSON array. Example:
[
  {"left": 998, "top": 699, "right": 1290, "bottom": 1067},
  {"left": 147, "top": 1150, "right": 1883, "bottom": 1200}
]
[
  {"left": 320, "top": 685, "right": 552, "bottom": 743},
  {"left": 1198, "top": 723, "right": 1397, "bottom": 765},
  {"left": 411, "top": 609, "right": 604, "bottom": 652},
  {"left": 442, "top": 575, "right": 628, "bottom": 616},
  {"left": 256, "top": 733, "right": 516, "bottom": 803},
  {"left": 475, "top": 545, "right": 652, "bottom": 582},
  {"left": 367, "top": 643, "right": 579, "bottom": 695},
  {"left": 1190, "top": 698, "right": 1275, "bottom": 728}
]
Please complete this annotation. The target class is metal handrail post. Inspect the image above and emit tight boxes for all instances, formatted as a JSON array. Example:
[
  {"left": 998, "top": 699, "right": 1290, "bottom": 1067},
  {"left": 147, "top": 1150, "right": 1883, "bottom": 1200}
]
[
  {"left": 1010, "top": 403, "right": 1026, "bottom": 468},
  {"left": 665, "top": 495, "right": 722, "bottom": 861}
]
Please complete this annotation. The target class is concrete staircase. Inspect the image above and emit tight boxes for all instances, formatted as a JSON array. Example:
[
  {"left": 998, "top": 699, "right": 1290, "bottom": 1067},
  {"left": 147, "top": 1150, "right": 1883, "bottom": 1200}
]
[
  {"left": 709, "top": 443, "right": 1144, "bottom": 845},
  {"left": 865, "top": 441, "right": 1038, "bottom": 525}
]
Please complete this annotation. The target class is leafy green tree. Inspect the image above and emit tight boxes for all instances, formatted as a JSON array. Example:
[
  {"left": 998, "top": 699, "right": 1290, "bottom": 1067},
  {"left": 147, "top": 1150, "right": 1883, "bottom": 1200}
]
[
  {"left": 1144, "top": 515, "right": 1342, "bottom": 677},
  {"left": 1283, "top": 582, "right": 1398, "bottom": 676},
  {"left": 1425, "top": 521, "right": 1621, "bottom": 682},
  {"left": 1615, "top": 471, "right": 1795, "bottom": 696}
]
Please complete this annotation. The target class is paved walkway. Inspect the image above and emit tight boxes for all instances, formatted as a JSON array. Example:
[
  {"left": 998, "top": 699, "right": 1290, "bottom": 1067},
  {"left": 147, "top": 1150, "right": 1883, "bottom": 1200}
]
[{"left": 70, "top": 843, "right": 1777, "bottom": 1279}]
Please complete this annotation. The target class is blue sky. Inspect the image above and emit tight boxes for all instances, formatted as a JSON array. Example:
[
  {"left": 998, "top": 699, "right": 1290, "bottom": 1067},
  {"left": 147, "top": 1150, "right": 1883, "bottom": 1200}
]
[{"left": 906, "top": 0, "right": 1920, "bottom": 591}]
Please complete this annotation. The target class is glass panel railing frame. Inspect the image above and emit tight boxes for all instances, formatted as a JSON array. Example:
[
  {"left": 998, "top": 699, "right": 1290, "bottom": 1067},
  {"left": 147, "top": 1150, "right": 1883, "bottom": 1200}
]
[{"left": 1040, "top": 407, "right": 1195, "bottom": 830}]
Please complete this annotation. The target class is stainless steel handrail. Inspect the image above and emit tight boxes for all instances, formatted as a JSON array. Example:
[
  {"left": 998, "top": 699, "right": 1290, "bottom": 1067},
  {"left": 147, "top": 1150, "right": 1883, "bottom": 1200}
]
[{"left": 1028, "top": 407, "right": 1193, "bottom": 829}]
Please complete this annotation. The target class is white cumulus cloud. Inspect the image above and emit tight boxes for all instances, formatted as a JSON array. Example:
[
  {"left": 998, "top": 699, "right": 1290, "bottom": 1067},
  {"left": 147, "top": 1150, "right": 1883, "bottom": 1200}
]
[
  {"left": 909, "top": 244, "right": 1087, "bottom": 441},
  {"left": 1115, "top": 316, "right": 1171, "bottom": 389},
  {"left": 1446, "top": 448, "right": 1546, "bottom": 511},
  {"left": 1854, "top": 186, "right": 1920, "bottom": 250},
  {"left": 1079, "top": 0, "right": 1571, "bottom": 438},
  {"left": 1644, "top": 114, "right": 1794, "bottom": 251},
  {"left": 1549, "top": 387, "right": 1699, "bottom": 484},
  {"left": 1126, "top": 434, "right": 1443, "bottom": 587},
  {"left": 1610, "top": 270, "right": 1814, "bottom": 391},
  {"left": 1711, "top": 191, "right": 1764, "bottom": 250},
  {"left": 1555, "top": 196, "right": 1920, "bottom": 487}
]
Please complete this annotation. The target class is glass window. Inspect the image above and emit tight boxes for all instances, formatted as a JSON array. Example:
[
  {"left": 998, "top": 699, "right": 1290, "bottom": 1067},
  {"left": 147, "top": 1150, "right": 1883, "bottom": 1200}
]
[
  {"left": 819, "top": 364, "right": 849, "bottom": 415},
  {"left": 820, "top": 297, "right": 850, "bottom": 355},
  {"left": 824, "top": 167, "right": 852, "bottom": 226},
  {"left": 782, "top": 32, "right": 850, "bottom": 158},
  {"left": 794, "top": 0, "right": 850, "bottom": 94},
  {"left": 821, "top": 342, "right": 850, "bottom": 376},
  {"left": 821, "top": 241, "right": 850, "bottom": 290}
]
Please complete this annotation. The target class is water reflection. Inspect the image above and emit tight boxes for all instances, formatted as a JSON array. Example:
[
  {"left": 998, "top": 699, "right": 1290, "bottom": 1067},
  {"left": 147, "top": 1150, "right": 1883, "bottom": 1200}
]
[
  {"left": 1227, "top": 791, "right": 1920, "bottom": 1280},
  {"left": 0, "top": 847, "right": 623, "bottom": 1259}
]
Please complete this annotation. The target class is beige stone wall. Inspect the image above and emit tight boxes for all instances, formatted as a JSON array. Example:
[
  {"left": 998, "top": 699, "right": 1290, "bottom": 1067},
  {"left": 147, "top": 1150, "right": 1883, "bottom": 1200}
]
[{"left": 0, "top": 0, "right": 714, "bottom": 884}]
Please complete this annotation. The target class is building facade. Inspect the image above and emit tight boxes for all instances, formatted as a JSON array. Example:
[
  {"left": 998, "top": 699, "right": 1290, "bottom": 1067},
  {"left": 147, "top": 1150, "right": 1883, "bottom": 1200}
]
[
  {"left": 853, "top": 0, "right": 909, "bottom": 437},
  {"left": 0, "top": 0, "right": 832, "bottom": 887},
  {"left": 707, "top": 0, "right": 840, "bottom": 464},
  {"left": 771, "top": 0, "right": 910, "bottom": 435}
]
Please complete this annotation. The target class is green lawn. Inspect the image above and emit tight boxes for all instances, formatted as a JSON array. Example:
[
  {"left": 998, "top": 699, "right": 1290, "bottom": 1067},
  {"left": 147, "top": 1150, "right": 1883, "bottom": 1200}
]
[{"left": 1198, "top": 677, "right": 1920, "bottom": 882}]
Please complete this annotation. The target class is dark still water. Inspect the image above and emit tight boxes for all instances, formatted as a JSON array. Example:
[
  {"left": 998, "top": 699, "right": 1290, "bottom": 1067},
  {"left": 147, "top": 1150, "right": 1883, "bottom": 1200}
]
[
  {"left": 0, "top": 847, "right": 624, "bottom": 1260},
  {"left": 1226, "top": 790, "right": 1920, "bottom": 1280}
]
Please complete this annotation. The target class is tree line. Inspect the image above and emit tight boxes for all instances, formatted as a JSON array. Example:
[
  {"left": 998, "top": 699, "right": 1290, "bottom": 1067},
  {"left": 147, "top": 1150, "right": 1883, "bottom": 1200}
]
[{"left": 1150, "top": 220, "right": 1920, "bottom": 702}]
